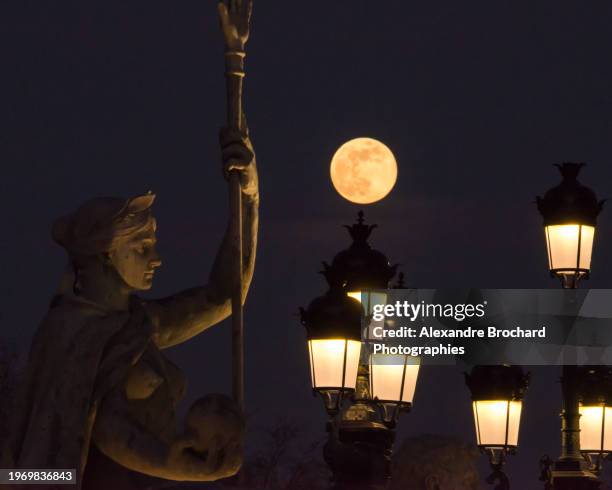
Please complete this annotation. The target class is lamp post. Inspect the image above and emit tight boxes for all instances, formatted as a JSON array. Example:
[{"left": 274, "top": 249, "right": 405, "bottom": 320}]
[
  {"left": 465, "top": 365, "right": 529, "bottom": 490},
  {"left": 536, "top": 163, "right": 604, "bottom": 489},
  {"left": 301, "top": 212, "right": 417, "bottom": 489}
]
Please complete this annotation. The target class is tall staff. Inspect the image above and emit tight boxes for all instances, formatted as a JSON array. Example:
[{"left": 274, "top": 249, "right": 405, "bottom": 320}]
[{"left": 218, "top": 0, "right": 253, "bottom": 411}]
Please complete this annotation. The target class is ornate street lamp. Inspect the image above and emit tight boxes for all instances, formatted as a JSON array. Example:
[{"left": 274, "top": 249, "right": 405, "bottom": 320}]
[
  {"left": 326, "top": 211, "right": 418, "bottom": 410},
  {"left": 536, "top": 163, "right": 604, "bottom": 289},
  {"left": 536, "top": 163, "right": 604, "bottom": 490},
  {"left": 369, "top": 353, "right": 420, "bottom": 425},
  {"left": 300, "top": 269, "right": 363, "bottom": 416},
  {"left": 326, "top": 212, "right": 420, "bottom": 426},
  {"left": 465, "top": 365, "right": 529, "bottom": 490},
  {"left": 301, "top": 212, "right": 419, "bottom": 490},
  {"left": 578, "top": 367, "right": 612, "bottom": 475},
  {"left": 466, "top": 366, "right": 528, "bottom": 451}
]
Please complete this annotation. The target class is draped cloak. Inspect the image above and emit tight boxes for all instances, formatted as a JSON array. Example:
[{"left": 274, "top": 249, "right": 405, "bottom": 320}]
[{"left": 1, "top": 294, "right": 153, "bottom": 490}]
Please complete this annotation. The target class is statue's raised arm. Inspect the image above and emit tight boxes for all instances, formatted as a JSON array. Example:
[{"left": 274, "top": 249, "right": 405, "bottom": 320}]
[
  {"left": 143, "top": 0, "right": 258, "bottom": 349},
  {"left": 142, "top": 125, "right": 258, "bottom": 349}
]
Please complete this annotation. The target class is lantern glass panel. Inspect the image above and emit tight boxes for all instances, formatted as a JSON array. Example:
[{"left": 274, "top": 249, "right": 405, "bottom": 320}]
[
  {"left": 545, "top": 225, "right": 594, "bottom": 272},
  {"left": 579, "top": 404, "right": 612, "bottom": 452},
  {"left": 347, "top": 291, "right": 361, "bottom": 303},
  {"left": 370, "top": 354, "right": 419, "bottom": 404},
  {"left": 473, "top": 400, "right": 522, "bottom": 448},
  {"left": 348, "top": 291, "right": 388, "bottom": 316},
  {"left": 308, "top": 339, "right": 361, "bottom": 390}
]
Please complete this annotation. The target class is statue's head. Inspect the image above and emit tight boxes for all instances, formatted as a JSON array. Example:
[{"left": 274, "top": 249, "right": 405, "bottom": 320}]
[
  {"left": 390, "top": 434, "right": 480, "bottom": 490},
  {"left": 52, "top": 192, "right": 162, "bottom": 292}
]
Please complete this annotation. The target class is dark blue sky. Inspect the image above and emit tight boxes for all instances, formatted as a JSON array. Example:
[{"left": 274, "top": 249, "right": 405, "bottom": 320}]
[{"left": 2, "top": 1, "right": 612, "bottom": 488}]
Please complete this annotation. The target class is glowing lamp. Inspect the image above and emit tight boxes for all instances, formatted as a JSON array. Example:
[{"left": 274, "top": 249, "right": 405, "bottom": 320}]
[
  {"left": 579, "top": 404, "right": 612, "bottom": 453},
  {"left": 369, "top": 354, "right": 420, "bottom": 425},
  {"left": 300, "top": 281, "right": 363, "bottom": 416},
  {"left": 545, "top": 224, "right": 594, "bottom": 274},
  {"left": 537, "top": 163, "right": 603, "bottom": 286},
  {"left": 578, "top": 367, "right": 612, "bottom": 465},
  {"left": 472, "top": 400, "right": 522, "bottom": 449},
  {"left": 465, "top": 365, "right": 529, "bottom": 451},
  {"left": 307, "top": 338, "right": 361, "bottom": 392}
]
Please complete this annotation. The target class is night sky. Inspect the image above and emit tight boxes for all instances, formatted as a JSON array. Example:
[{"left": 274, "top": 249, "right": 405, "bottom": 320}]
[{"left": 2, "top": 2, "right": 612, "bottom": 488}]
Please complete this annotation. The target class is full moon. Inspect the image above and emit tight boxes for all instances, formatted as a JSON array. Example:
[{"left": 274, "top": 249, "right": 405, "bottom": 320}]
[{"left": 330, "top": 137, "right": 398, "bottom": 204}]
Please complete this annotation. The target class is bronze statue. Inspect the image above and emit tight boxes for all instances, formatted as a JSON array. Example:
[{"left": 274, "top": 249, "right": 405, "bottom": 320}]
[{"left": 1, "top": 1, "right": 257, "bottom": 489}]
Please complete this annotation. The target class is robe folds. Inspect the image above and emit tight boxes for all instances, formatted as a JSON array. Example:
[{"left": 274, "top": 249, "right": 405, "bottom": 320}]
[{"left": 1, "top": 294, "right": 152, "bottom": 490}]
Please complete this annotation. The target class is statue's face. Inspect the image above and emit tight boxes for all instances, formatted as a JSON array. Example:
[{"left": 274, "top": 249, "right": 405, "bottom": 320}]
[{"left": 109, "top": 219, "right": 162, "bottom": 290}]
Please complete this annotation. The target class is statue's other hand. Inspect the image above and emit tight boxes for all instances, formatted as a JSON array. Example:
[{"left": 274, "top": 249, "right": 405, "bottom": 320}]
[
  {"left": 181, "top": 394, "right": 244, "bottom": 479},
  {"left": 220, "top": 127, "right": 258, "bottom": 197},
  {"left": 217, "top": 0, "right": 253, "bottom": 51},
  {"left": 167, "top": 432, "right": 242, "bottom": 481},
  {"left": 212, "top": 434, "right": 243, "bottom": 478},
  {"left": 167, "top": 433, "right": 198, "bottom": 466},
  {"left": 201, "top": 433, "right": 243, "bottom": 479},
  {"left": 167, "top": 433, "right": 210, "bottom": 479}
]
